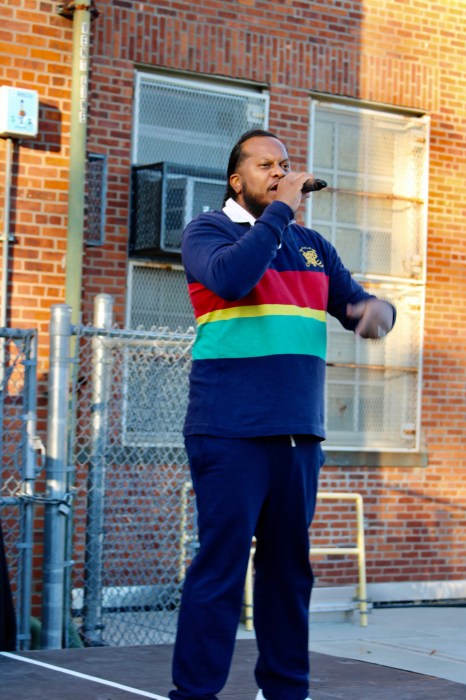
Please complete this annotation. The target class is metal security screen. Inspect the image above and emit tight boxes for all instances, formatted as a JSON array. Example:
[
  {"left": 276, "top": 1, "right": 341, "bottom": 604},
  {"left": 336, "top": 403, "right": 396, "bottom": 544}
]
[
  {"left": 128, "top": 73, "right": 268, "bottom": 331},
  {"left": 126, "top": 262, "right": 195, "bottom": 331},
  {"left": 85, "top": 153, "right": 107, "bottom": 246},
  {"left": 326, "top": 282, "right": 423, "bottom": 449},
  {"left": 133, "top": 73, "right": 269, "bottom": 169},
  {"left": 309, "top": 103, "right": 428, "bottom": 280},
  {"left": 308, "top": 100, "right": 429, "bottom": 451}
]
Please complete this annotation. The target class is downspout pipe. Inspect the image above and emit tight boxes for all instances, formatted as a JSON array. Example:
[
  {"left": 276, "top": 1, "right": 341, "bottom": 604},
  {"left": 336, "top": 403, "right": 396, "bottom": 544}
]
[
  {"left": 59, "top": 1, "right": 99, "bottom": 325},
  {"left": 1, "top": 137, "right": 14, "bottom": 396},
  {"left": 1, "top": 137, "right": 14, "bottom": 331},
  {"left": 41, "top": 2, "right": 100, "bottom": 649}
]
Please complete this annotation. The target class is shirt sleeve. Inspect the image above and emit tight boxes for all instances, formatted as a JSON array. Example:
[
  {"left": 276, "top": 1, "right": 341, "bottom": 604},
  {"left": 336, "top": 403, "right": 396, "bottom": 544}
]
[
  {"left": 325, "top": 242, "right": 375, "bottom": 330},
  {"left": 181, "top": 202, "right": 295, "bottom": 301}
]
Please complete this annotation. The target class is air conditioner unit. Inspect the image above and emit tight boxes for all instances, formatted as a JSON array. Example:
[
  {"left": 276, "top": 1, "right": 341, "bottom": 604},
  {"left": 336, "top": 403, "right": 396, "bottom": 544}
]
[{"left": 130, "top": 162, "right": 226, "bottom": 256}]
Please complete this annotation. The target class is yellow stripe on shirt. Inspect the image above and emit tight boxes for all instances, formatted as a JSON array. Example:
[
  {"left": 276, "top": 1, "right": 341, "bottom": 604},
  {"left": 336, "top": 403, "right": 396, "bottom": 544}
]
[{"left": 196, "top": 303, "right": 327, "bottom": 326}]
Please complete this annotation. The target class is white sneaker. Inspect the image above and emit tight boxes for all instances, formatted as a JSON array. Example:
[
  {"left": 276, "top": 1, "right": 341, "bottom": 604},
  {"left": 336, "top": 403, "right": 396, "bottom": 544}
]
[{"left": 256, "top": 691, "right": 312, "bottom": 700}]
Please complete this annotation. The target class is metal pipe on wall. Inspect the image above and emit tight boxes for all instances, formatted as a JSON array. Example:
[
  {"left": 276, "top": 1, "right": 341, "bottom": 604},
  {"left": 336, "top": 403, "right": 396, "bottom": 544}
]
[
  {"left": 1, "top": 137, "right": 14, "bottom": 395},
  {"left": 54, "top": 0, "right": 92, "bottom": 650},
  {"left": 60, "top": 2, "right": 96, "bottom": 325},
  {"left": 1, "top": 137, "right": 13, "bottom": 329},
  {"left": 81, "top": 293, "right": 113, "bottom": 645},
  {"left": 41, "top": 304, "right": 73, "bottom": 649}
]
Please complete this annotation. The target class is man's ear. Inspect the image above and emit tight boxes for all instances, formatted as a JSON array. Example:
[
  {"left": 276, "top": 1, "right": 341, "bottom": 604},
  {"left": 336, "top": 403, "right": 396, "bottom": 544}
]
[{"left": 229, "top": 173, "right": 242, "bottom": 195}]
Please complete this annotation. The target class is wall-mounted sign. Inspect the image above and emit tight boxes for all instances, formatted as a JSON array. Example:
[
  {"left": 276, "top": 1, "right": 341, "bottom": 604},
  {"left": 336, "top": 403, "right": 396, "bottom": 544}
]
[{"left": 0, "top": 86, "right": 39, "bottom": 137}]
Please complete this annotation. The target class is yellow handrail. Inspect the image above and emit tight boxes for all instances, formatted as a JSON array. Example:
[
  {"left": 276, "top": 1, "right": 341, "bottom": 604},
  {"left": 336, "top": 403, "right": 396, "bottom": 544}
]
[
  {"left": 243, "top": 492, "right": 368, "bottom": 631},
  {"left": 310, "top": 492, "right": 368, "bottom": 628},
  {"left": 179, "top": 485, "right": 368, "bottom": 631}
]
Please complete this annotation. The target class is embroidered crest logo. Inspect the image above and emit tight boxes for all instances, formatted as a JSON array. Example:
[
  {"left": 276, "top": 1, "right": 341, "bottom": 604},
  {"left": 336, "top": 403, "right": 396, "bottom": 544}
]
[{"left": 300, "top": 247, "right": 324, "bottom": 268}]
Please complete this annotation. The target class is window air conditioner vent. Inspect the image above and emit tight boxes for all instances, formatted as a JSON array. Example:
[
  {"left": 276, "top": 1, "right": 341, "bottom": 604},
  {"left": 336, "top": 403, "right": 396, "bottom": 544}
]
[{"left": 130, "top": 162, "right": 226, "bottom": 257}]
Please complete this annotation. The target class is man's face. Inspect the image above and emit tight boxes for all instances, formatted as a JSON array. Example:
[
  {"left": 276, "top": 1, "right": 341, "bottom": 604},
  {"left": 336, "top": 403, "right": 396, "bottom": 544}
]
[{"left": 230, "top": 136, "right": 291, "bottom": 218}]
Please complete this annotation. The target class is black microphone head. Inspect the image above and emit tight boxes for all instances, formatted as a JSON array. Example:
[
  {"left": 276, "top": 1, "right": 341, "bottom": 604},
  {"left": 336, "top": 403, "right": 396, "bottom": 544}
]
[{"left": 302, "top": 178, "right": 327, "bottom": 193}]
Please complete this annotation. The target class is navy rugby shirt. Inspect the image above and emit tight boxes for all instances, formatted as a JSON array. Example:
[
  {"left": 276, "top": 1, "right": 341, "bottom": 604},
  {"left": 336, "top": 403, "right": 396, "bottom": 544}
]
[{"left": 181, "top": 200, "right": 374, "bottom": 439}]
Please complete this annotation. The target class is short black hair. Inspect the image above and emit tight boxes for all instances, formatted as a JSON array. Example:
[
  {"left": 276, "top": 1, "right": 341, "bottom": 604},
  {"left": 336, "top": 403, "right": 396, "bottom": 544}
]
[{"left": 222, "top": 129, "right": 281, "bottom": 205}]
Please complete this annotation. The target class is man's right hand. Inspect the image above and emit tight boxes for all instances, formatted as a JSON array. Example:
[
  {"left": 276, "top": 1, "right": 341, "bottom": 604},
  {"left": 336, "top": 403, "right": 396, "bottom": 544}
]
[{"left": 275, "top": 173, "right": 315, "bottom": 212}]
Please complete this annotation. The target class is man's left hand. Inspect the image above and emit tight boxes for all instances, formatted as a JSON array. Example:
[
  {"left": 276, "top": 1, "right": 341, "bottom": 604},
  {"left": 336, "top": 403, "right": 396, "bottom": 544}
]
[{"left": 346, "top": 299, "right": 395, "bottom": 339}]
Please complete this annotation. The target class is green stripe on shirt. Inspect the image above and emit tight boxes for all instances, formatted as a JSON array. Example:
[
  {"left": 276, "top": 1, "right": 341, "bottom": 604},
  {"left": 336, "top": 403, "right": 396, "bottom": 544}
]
[{"left": 192, "top": 314, "right": 327, "bottom": 360}]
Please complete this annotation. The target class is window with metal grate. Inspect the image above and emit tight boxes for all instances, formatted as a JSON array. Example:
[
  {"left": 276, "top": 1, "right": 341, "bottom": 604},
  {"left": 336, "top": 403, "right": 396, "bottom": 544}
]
[
  {"left": 127, "top": 72, "right": 269, "bottom": 330},
  {"left": 126, "top": 261, "right": 195, "bottom": 331},
  {"left": 132, "top": 72, "right": 269, "bottom": 169},
  {"left": 308, "top": 99, "right": 429, "bottom": 451}
]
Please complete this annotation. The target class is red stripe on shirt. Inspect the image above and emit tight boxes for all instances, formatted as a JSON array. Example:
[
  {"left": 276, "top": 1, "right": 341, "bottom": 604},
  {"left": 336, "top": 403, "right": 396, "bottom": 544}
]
[{"left": 188, "top": 269, "right": 329, "bottom": 319}]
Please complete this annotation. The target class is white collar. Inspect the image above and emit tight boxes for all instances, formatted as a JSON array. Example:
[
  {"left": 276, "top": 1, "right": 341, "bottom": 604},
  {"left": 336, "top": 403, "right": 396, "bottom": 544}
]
[
  {"left": 222, "top": 198, "right": 256, "bottom": 226},
  {"left": 222, "top": 197, "right": 295, "bottom": 229}
]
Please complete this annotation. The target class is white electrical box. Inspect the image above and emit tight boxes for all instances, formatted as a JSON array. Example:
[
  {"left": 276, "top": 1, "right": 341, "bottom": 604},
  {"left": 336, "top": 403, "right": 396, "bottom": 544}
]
[{"left": 0, "top": 86, "right": 39, "bottom": 137}]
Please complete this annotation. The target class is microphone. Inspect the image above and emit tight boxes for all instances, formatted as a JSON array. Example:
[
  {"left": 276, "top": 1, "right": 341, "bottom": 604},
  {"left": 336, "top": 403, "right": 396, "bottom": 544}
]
[{"left": 302, "top": 178, "right": 327, "bottom": 193}]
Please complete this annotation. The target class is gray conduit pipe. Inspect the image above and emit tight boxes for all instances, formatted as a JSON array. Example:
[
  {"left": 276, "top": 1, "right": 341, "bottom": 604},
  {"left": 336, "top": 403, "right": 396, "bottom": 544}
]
[{"left": 1, "top": 136, "right": 13, "bottom": 331}]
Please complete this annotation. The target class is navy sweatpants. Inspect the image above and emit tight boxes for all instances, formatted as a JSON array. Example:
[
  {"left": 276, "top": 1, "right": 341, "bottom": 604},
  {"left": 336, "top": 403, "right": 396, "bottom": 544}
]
[{"left": 170, "top": 435, "right": 323, "bottom": 700}]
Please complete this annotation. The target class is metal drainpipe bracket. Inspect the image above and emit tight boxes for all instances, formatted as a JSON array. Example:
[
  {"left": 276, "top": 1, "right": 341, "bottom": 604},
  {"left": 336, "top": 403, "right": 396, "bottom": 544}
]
[{"left": 57, "top": 1, "right": 100, "bottom": 19}]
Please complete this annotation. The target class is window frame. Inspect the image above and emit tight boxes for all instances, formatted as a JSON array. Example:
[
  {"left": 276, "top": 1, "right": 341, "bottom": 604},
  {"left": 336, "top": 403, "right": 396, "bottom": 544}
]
[{"left": 307, "top": 96, "right": 429, "bottom": 454}]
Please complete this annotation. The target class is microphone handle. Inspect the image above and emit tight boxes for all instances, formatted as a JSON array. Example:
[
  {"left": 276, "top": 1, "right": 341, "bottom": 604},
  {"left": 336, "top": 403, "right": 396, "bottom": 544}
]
[{"left": 302, "top": 178, "right": 327, "bottom": 193}]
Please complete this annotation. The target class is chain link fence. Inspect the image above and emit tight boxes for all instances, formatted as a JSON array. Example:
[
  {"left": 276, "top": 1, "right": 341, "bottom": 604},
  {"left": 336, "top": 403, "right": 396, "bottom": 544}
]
[
  {"left": 0, "top": 329, "right": 42, "bottom": 650},
  {"left": 66, "top": 297, "right": 196, "bottom": 646},
  {"left": 1, "top": 293, "right": 422, "bottom": 650}
]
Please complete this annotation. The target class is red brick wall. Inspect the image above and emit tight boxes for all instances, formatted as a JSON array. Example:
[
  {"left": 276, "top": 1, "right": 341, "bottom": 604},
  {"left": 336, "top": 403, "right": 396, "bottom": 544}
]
[
  {"left": 1, "top": 5, "right": 73, "bottom": 616},
  {"left": 1, "top": 0, "right": 465, "bottom": 604},
  {"left": 0, "top": 2, "right": 71, "bottom": 354}
]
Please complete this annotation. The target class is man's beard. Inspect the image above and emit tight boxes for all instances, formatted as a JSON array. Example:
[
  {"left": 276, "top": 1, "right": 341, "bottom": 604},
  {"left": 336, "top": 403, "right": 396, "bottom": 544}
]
[{"left": 242, "top": 187, "right": 268, "bottom": 220}]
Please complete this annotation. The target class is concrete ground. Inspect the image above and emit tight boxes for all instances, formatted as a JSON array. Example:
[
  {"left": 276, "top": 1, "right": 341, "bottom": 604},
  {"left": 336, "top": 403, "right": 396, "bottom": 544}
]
[
  {"left": 310, "top": 605, "right": 466, "bottom": 685},
  {"left": 1, "top": 605, "right": 465, "bottom": 699},
  {"left": 239, "top": 604, "right": 466, "bottom": 685}
]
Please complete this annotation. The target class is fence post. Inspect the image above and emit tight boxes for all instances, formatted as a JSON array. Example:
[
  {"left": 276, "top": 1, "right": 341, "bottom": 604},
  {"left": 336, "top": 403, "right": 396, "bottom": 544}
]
[
  {"left": 18, "top": 331, "right": 42, "bottom": 650},
  {"left": 41, "top": 305, "right": 73, "bottom": 649},
  {"left": 81, "top": 293, "right": 113, "bottom": 645}
]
